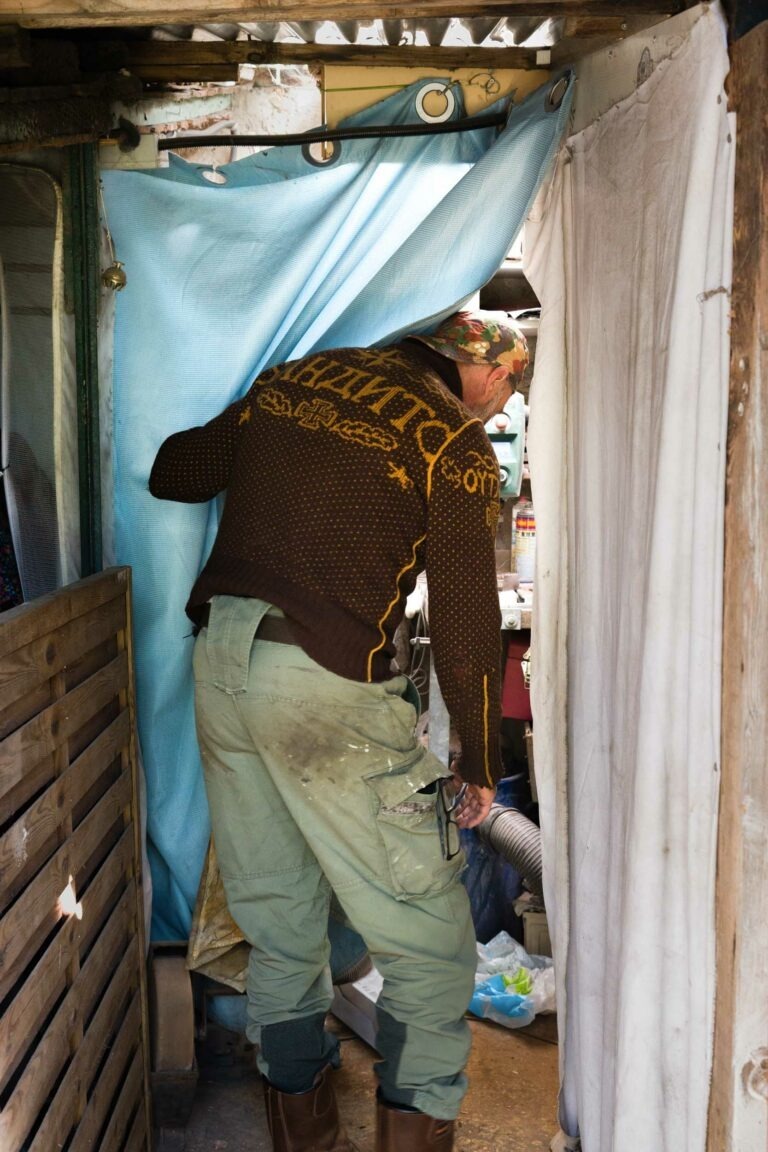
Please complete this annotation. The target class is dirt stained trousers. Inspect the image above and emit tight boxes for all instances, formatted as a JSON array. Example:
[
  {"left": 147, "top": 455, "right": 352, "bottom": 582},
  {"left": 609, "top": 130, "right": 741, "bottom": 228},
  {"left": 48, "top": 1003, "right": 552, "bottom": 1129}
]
[{"left": 193, "top": 594, "right": 477, "bottom": 1121}]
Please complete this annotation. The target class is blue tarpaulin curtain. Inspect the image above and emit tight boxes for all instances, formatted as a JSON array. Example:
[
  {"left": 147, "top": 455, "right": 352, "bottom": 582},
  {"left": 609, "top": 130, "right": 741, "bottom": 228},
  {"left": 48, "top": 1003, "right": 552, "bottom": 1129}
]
[{"left": 102, "top": 74, "right": 572, "bottom": 938}]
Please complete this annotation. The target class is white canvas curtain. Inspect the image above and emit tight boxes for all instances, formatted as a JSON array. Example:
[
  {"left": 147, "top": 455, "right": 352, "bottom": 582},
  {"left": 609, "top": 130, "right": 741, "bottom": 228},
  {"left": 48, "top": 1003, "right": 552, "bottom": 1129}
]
[{"left": 524, "top": 7, "right": 734, "bottom": 1149}]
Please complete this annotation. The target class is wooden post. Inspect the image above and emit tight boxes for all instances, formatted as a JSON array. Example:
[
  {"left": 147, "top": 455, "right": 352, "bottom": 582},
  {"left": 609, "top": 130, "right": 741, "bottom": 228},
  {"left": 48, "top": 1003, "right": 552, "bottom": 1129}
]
[{"left": 708, "top": 18, "right": 768, "bottom": 1152}]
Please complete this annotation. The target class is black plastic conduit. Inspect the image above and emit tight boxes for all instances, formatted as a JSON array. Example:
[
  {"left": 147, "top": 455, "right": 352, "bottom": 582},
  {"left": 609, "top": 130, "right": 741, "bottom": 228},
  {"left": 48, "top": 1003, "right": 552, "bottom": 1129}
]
[{"left": 157, "top": 111, "right": 508, "bottom": 151}]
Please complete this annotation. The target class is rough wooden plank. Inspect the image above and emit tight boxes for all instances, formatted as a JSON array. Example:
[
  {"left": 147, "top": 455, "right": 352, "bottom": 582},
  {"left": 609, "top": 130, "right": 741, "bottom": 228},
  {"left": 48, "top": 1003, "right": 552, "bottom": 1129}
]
[
  {"left": 0, "top": 711, "right": 130, "bottom": 912},
  {"left": 0, "top": 748, "right": 54, "bottom": 827},
  {"left": 0, "top": 893, "right": 134, "bottom": 1150},
  {"left": 562, "top": 13, "right": 661, "bottom": 34},
  {"left": 0, "top": 651, "right": 128, "bottom": 801},
  {"left": 24, "top": 941, "right": 139, "bottom": 1152},
  {"left": 65, "top": 634, "right": 119, "bottom": 694},
  {"left": 0, "top": 569, "right": 127, "bottom": 661},
  {"left": 5, "top": 1, "right": 685, "bottom": 32},
  {"left": 67, "top": 991, "right": 141, "bottom": 1152},
  {"left": 120, "top": 565, "right": 154, "bottom": 1147},
  {"left": 123, "top": 1102, "right": 149, "bottom": 1152},
  {"left": 0, "top": 770, "right": 131, "bottom": 1001},
  {"left": 0, "top": 594, "right": 125, "bottom": 716},
  {"left": 707, "top": 20, "right": 768, "bottom": 1152},
  {"left": 0, "top": 38, "right": 80, "bottom": 83},
  {"left": 0, "top": 832, "right": 133, "bottom": 1095},
  {"left": 69, "top": 698, "right": 121, "bottom": 769},
  {"left": 95, "top": 1044, "right": 144, "bottom": 1152},
  {"left": 0, "top": 25, "right": 31, "bottom": 67},
  {"left": 127, "top": 40, "right": 540, "bottom": 75},
  {"left": 0, "top": 680, "right": 52, "bottom": 744}
]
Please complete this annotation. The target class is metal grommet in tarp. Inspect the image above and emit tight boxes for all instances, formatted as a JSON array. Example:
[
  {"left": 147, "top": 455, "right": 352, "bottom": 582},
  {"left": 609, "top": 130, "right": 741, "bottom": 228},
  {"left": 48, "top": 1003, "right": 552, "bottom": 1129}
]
[
  {"left": 547, "top": 75, "right": 571, "bottom": 113},
  {"left": 202, "top": 167, "right": 228, "bottom": 184},
  {"left": 302, "top": 137, "right": 341, "bottom": 167},
  {"left": 415, "top": 82, "right": 456, "bottom": 124}
]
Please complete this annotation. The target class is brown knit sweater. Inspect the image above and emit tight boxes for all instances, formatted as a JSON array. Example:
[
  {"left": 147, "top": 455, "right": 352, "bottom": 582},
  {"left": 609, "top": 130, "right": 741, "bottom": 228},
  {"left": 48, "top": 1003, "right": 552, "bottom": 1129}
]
[{"left": 149, "top": 342, "right": 503, "bottom": 787}]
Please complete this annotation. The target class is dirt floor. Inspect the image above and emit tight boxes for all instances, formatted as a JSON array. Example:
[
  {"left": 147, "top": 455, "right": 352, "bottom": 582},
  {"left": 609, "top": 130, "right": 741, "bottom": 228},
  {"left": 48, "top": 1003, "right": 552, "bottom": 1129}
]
[{"left": 159, "top": 1012, "right": 559, "bottom": 1151}]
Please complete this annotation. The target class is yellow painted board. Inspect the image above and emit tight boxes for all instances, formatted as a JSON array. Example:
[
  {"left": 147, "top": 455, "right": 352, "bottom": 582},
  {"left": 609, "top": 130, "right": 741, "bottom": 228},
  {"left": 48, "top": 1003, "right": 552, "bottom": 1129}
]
[{"left": 325, "top": 65, "right": 549, "bottom": 126}]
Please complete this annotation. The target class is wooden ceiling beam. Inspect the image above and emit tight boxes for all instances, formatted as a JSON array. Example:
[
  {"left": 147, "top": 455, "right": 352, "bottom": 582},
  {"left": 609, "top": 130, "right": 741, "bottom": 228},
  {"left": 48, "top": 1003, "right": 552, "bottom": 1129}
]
[
  {"left": 125, "top": 40, "right": 542, "bottom": 78},
  {"left": 1, "top": 2, "right": 684, "bottom": 32}
]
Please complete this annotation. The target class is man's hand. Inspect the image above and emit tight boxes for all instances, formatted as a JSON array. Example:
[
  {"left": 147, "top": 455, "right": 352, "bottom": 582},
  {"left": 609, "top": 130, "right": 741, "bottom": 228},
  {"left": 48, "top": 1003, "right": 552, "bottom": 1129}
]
[
  {"left": 449, "top": 754, "right": 496, "bottom": 828},
  {"left": 453, "top": 784, "right": 496, "bottom": 829}
]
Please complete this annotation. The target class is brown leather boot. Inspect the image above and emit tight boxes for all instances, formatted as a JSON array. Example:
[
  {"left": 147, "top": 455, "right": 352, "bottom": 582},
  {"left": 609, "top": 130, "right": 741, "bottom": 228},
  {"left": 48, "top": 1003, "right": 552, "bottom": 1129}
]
[
  {"left": 375, "top": 1095, "right": 455, "bottom": 1151},
  {"left": 263, "top": 1065, "right": 360, "bottom": 1152}
]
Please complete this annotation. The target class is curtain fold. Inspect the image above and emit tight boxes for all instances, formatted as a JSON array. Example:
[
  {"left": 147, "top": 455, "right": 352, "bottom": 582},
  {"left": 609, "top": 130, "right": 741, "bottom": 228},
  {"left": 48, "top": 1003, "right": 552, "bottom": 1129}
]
[
  {"left": 525, "top": 7, "right": 733, "bottom": 1149},
  {"left": 103, "top": 74, "right": 573, "bottom": 938}
]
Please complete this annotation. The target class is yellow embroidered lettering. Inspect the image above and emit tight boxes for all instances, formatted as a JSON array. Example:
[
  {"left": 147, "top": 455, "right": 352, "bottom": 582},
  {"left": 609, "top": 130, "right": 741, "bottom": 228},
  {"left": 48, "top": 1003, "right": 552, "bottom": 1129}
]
[
  {"left": 315, "top": 366, "right": 371, "bottom": 399},
  {"left": 352, "top": 377, "right": 403, "bottom": 413},
  {"left": 415, "top": 419, "right": 452, "bottom": 464},
  {"left": 289, "top": 361, "right": 334, "bottom": 390},
  {"left": 389, "top": 393, "right": 435, "bottom": 433}
]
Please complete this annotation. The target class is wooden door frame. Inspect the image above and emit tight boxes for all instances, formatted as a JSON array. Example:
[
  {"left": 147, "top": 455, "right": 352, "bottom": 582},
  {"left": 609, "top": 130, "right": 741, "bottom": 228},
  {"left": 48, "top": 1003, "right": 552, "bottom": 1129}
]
[{"left": 708, "top": 17, "right": 768, "bottom": 1152}]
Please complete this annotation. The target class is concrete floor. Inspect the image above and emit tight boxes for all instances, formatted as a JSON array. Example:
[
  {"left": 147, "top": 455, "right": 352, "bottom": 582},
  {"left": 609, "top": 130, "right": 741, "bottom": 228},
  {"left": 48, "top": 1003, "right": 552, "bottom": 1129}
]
[{"left": 166, "top": 1012, "right": 559, "bottom": 1151}]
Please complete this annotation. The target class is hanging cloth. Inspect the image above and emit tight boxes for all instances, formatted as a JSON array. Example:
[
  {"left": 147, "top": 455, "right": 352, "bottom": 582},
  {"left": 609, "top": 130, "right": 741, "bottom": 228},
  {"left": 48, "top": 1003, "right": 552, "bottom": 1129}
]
[{"left": 524, "top": 7, "right": 732, "bottom": 1149}]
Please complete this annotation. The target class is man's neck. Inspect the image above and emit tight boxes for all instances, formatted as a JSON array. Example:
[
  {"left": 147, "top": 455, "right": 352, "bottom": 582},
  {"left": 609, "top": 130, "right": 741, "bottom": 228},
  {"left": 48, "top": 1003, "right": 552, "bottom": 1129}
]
[{"left": 399, "top": 338, "right": 462, "bottom": 401}]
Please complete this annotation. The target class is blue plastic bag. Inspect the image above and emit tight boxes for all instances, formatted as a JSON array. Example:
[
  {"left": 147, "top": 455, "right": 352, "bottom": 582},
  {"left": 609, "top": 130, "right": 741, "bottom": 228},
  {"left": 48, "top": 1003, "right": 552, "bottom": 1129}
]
[{"left": 469, "top": 972, "right": 536, "bottom": 1029}]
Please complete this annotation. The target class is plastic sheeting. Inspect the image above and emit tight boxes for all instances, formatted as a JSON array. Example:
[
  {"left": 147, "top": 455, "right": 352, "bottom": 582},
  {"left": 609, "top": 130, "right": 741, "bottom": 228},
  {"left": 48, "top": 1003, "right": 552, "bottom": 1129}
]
[
  {"left": 524, "top": 7, "right": 732, "bottom": 1150},
  {"left": 102, "top": 75, "right": 573, "bottom": 939}
]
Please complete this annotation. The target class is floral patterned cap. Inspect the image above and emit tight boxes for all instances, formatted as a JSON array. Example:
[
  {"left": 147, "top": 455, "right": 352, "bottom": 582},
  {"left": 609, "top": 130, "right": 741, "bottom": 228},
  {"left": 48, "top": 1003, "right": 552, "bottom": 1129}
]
[{"left": 414, "top": 310, "right": 529, "bottom": 378}]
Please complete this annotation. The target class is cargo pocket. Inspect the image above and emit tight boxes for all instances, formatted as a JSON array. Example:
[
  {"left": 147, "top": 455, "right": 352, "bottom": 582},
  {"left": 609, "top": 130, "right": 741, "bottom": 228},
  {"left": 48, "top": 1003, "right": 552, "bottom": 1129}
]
[{"left": 365, "top": 753, "right": 464, "bottom": 901}]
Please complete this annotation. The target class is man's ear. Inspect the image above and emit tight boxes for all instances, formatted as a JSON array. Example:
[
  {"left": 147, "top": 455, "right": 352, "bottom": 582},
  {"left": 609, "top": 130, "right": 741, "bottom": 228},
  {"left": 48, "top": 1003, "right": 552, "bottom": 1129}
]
[{"left": 484, "top": 364, "right": 511, "bottom": 397}]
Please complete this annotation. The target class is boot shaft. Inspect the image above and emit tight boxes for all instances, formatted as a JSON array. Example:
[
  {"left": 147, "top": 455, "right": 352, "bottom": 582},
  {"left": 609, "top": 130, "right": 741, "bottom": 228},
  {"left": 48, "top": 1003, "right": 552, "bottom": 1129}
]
[
  {"left": 375, "top": 1097, "right": 455, "bottom": 1151},
  {"left": 263, "top": 1066, "right": 359, "bottom": 1152}
]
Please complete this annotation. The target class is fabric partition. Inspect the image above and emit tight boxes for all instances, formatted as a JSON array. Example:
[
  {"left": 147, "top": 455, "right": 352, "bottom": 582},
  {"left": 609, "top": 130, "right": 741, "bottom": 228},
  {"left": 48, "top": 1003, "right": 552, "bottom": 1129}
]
[
  {"left": 525, "top": 7, "right": 733, "bottom": 1150},
  {"left": 0, "top": 167, "right": 79, "bottom": 602},
  {"left": 102, "top": 74, "right": 573, "bottom": 939}
]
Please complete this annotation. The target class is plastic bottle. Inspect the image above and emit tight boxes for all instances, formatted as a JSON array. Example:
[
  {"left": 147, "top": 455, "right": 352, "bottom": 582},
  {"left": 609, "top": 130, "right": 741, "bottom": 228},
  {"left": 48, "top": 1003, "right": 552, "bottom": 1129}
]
[{"left": 513, "top": 500, "right": 536, "bottom": 582}]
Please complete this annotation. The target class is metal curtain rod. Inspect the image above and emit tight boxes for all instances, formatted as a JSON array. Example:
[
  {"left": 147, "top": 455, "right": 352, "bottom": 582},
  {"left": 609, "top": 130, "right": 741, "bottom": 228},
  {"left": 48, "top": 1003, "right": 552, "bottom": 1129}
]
[{"left": 157, "top": 111, "right": 507, "bottom": 151}]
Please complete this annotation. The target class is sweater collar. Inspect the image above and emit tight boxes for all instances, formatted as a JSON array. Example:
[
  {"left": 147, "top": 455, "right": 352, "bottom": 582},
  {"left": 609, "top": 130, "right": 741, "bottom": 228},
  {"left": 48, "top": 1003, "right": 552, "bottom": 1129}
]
[{"left": 398, "top": 338, "right": 462, "bottom": 401}]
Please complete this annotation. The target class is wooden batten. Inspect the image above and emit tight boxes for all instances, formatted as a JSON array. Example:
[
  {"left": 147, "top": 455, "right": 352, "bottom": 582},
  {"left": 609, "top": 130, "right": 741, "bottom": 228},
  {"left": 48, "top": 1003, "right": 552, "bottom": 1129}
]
[
  {"left": 2, "top": 0, "right": 686, "bottom": 31},
  {"left": 708, "top": 17, "right": 768, "bottom": 1152},
  {"left": 126, "top": 40, "right": 540, "bottom": 79},
  {"left": 0, "top": 568, "right": 151, "bottom": 1152}
]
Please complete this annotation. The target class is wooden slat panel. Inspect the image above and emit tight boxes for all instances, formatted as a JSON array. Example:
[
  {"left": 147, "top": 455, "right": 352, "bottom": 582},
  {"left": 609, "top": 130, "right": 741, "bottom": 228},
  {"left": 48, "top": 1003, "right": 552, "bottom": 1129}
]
[
  {"left": 0, "top": 751, "right": 55, "bottom": 829},
  {"left": 25, "top": 941, "right": 139, "bottom": 1152},
  {"left": 69, "top": 698, "right": 121, "bottom": 766},
  {"left": 123, "top": 1101, "right": 149, "bottom": 1152},
  {"left": 0, "top": 596, "right": 126, "bottom": 718},
  {"left": 0, "top": 711, "right": 130, "bottom": 912},
  {"left": 64, "top": 633, "right": 119, "bottom": 693},
  {"left": 0, "top": 831, "right": 133, "bottom": 1095},
  {"left": 0, "top": 680, "right": 52, "bottom": 744},
  {"left": 0, "top": 896, "right": 135, "bottom": 1150},
  {"left": 0, "top": 651, "right": 128, "bottom": 801},
  {"left": 0, "top": 569, "right": 150, "bottom": 1152},
  {"left": 68, "top": 992, "right": 141, "bottom": 1152},
  {"left": 0, "top": 769, "right": 131, "bottom": 1001},
  {"left": 95, "top": 1044, "right": 144, "bottom": 1152},
  {"left": 0, "top": 569, "right": 127, "bottom": 661}
]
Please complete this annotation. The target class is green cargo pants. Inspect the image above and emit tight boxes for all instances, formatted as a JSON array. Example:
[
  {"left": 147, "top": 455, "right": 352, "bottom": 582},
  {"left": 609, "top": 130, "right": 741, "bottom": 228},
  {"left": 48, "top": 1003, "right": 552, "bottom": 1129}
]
[{"left": 192, "top": 595, "right": 477, "bottom": 1120}]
